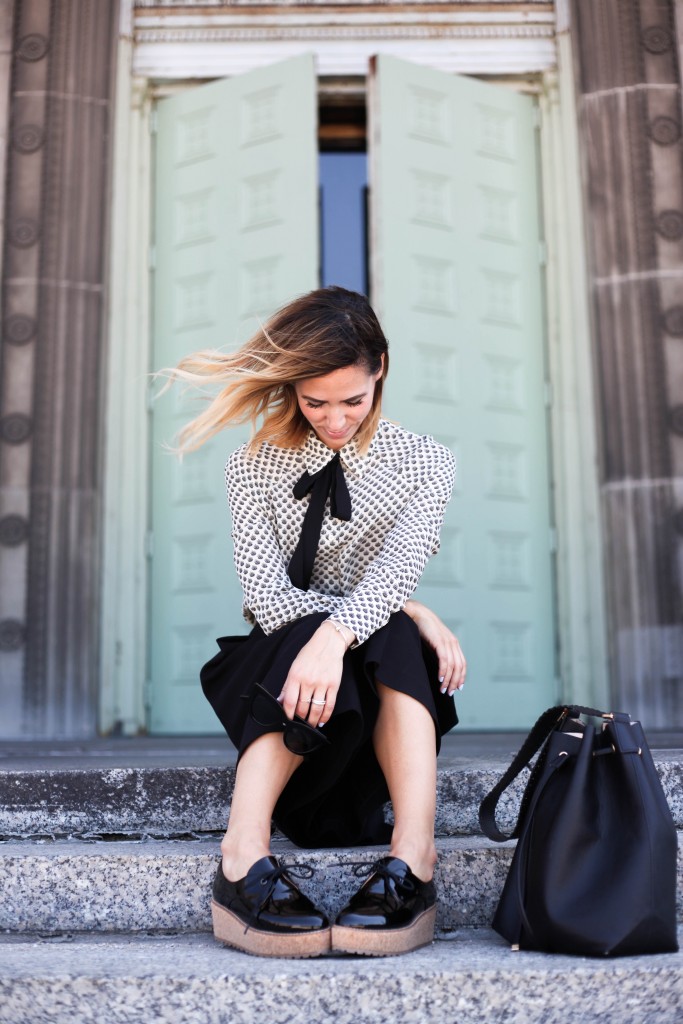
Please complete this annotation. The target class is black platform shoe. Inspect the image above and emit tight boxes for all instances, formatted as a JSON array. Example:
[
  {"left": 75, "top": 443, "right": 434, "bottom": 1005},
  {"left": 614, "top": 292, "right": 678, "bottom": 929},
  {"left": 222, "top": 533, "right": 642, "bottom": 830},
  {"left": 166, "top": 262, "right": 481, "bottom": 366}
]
[
  {"left": 332, "top": 856, "right": 436, "bottom": 956},
  {"left": 211, "top": 856, "right": 331, "bottom": 958}
]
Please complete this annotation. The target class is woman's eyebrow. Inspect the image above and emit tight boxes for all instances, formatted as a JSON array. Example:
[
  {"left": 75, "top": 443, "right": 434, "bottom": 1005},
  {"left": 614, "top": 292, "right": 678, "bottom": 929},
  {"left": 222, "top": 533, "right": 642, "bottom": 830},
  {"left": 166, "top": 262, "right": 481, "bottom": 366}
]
[{"left": 300, "top": 392, "right": 368, "bottom": 403}]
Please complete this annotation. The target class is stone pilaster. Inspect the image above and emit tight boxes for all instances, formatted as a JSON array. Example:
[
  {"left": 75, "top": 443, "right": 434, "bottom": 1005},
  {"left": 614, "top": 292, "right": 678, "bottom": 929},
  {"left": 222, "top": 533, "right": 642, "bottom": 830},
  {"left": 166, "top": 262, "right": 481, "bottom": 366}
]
[
  {"left": 571, "top": 0, "right": 683, "bottom": 723},
  {"left": 0, "top": 0, "right": 119, "bottom": 736}
]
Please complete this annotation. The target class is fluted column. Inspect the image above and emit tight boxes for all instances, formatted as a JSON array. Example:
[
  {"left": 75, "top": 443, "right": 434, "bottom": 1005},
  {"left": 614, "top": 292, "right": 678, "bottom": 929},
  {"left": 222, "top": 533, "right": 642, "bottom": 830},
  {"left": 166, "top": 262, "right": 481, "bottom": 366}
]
[
  {"left": 570, "top": 0, "right": 683, "bottom": 723},
  {"left": 0, "top": 0, "right": 119, "bottom": 736}
]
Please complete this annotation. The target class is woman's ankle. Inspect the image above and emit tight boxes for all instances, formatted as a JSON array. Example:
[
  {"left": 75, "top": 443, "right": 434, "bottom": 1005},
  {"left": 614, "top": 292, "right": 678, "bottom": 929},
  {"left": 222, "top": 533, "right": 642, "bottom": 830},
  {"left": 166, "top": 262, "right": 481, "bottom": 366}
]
[
  {"left": 388, "top": 837, "right": 437, "bottom": 882},
  {"left": 220, "top": 835, "right": 272, "bottom": 882}
]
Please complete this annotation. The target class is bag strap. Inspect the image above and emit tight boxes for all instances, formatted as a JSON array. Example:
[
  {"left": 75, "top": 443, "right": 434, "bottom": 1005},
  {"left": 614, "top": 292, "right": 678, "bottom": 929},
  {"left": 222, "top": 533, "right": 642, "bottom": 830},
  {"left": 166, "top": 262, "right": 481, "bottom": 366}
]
[{"left": 478, "top": 704, "right": 608, "bottom": 842}]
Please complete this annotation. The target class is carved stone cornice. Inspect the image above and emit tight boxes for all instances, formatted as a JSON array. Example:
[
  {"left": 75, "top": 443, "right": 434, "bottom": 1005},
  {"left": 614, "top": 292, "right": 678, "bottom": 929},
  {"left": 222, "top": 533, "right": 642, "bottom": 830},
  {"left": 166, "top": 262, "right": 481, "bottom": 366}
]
[
  {"left": 136, "top": 25, "right": 555, "bottom": 42},
  {"left": 134, "top": 1, "right": 551, "bottom": 7},
  {"left": 132, "top": 1, "right": 556, "bottom": 75}
]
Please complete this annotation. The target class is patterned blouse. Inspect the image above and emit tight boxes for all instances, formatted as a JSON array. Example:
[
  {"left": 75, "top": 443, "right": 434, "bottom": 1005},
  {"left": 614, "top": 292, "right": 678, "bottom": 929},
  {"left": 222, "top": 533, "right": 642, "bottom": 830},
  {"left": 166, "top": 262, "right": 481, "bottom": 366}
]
[{"left": 225, "top": 418, "right": 456, "bottom": 646}]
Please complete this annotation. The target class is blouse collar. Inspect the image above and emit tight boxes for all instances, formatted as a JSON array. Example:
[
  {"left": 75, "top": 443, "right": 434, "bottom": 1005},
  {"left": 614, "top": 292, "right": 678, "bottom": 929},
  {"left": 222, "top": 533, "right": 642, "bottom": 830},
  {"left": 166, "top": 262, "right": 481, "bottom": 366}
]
[{"left": 302, "top": 425, "right": 378, "bottom": 479}]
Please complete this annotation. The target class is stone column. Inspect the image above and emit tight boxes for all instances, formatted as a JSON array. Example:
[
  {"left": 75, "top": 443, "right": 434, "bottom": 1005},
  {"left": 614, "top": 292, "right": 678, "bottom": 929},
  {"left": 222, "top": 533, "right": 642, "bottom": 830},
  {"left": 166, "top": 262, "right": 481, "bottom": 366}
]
[
  {"left": 570, "top": 0, "right": 683, "bottom": 724},
  {"left": 0, "top": 0, "right": 119, "bottom": 737}
]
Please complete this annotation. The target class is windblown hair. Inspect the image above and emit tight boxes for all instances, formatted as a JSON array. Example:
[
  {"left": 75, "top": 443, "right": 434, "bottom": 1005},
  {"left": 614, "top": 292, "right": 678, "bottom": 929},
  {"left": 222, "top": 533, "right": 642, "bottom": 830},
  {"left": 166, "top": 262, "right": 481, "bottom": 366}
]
[{"left": 161, "top": 286, "right": 389, "bottom": 455}]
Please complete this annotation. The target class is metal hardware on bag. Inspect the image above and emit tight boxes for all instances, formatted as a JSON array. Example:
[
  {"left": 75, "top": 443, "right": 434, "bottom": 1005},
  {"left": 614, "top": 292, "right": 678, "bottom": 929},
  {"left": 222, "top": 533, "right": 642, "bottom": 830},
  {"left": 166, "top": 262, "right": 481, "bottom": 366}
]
[
  {"left": 511, "top": 944, "right": 520, "bottom": 952},
  {"left": 593, "top": 744, "right": 642, "bottom": 758},
  {"left": 559, "top": 752, "right": 568, "bottom": 757}
]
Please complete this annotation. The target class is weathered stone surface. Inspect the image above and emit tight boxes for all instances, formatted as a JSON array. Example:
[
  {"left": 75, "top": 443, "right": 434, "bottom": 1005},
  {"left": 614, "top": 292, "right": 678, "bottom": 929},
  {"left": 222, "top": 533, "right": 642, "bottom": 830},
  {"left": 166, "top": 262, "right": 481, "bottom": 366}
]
[
  {"left": 0, "top": 834, "right": 681, "bottom": 936},
  {"left": 2, "top": 756, "right": 682, "bottom": 837},
  {"left": 0, "top": 765, "right": 236, "bottom": 837},
  {"left": 0, "top": 929, "right": 682, "bottom": 1024}
]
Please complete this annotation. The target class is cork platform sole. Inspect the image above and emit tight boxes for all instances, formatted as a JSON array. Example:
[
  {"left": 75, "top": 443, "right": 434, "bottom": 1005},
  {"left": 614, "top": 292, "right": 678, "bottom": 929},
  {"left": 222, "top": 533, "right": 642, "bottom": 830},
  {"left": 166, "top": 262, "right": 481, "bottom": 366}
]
[
  {"left": 211, "top": 900, "right": 331, "bottom": 958},
  {"left": 331, "top": 904, "right": 436, "bottom": 956}
]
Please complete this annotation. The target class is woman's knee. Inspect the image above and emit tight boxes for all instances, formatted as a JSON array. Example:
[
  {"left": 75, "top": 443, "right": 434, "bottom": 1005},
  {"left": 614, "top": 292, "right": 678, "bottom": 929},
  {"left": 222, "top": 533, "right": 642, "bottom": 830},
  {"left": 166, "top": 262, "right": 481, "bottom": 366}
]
[
  {"left": 375, "top": 680, "right": 425, "bottom": 712},
  {"left": 237, "top": 730, "right": 303, "bottom": 774}
]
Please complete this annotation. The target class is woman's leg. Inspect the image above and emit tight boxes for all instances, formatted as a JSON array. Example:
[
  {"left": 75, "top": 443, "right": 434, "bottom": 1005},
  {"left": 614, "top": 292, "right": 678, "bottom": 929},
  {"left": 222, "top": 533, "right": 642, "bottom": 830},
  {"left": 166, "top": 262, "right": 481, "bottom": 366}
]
[
  {"left": 372, "top": 682, "right": 438, "bottom": 882},
  {"left": 331, "top": 683, "right": 438, "bottom": 955},
  {"left": 220, "top": 732, "right": 303, "bottom": 880},
  {"left": 213, "top": 732, "right": 330, "bottom": 957}
]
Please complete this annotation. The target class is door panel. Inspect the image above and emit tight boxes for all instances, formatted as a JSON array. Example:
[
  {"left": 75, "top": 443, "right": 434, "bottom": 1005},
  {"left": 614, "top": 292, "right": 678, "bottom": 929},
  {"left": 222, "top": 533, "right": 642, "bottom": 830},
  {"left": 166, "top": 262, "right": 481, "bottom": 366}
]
[
  {"left": 150, "top": 56, "right": 318, "bottom": 732},
  {"left": 369, "top": 55, "right": 555, "bottom": 727}
]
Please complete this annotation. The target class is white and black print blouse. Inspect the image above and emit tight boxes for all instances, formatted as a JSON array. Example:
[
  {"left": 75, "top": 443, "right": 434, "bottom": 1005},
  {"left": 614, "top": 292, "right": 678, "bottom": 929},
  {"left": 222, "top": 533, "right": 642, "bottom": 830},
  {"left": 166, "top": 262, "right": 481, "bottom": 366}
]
[{"left": 225, "top": 418, "right": 456, "bottom": 646}]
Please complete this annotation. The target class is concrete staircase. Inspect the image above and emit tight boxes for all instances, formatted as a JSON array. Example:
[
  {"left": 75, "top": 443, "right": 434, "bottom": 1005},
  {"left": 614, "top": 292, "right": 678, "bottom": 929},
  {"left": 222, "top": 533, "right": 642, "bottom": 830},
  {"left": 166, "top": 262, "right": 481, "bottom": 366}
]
[{"left": 1, "top": 740, "right": 683, "bottom": 1023}]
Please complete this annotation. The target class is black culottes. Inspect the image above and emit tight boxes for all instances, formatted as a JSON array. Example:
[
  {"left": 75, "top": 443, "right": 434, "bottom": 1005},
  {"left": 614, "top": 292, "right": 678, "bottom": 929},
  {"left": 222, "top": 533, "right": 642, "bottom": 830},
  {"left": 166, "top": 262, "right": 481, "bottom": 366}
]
[{"left": 200, "top": 611, "right": 458, "bottom": 849}]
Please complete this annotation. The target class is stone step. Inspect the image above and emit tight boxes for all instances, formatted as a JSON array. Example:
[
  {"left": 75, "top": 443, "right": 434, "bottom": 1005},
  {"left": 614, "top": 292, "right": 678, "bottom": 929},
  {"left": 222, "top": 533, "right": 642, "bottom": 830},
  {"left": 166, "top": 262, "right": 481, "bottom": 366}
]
[
  {"left": 2, "top": 752, "right": 683, "bottom": 837},
  {"left": 1, "top": 929, "right": 682, "bottom": 1024},
  {"left": 2, "top": 834, "right": 682, "bottom": 936}
]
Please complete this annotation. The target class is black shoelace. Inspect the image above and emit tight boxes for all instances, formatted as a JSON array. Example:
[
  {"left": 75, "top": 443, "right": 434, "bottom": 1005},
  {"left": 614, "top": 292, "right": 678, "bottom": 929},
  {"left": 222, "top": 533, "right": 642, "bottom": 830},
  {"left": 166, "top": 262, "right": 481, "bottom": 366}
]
[
  {"left": 244, "top": 861, "right": 316, "bottom": 935},
  {"left": 344, "top": 859, "right": 417, "bottom": 899}
]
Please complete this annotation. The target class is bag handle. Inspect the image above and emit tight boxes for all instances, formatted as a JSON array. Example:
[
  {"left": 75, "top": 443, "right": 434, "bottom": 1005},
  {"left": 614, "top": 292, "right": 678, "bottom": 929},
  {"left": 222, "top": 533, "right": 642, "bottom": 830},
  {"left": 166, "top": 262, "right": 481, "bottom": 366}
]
[{"left": 478, "top": 704, "right": 609, "bottom": 843}]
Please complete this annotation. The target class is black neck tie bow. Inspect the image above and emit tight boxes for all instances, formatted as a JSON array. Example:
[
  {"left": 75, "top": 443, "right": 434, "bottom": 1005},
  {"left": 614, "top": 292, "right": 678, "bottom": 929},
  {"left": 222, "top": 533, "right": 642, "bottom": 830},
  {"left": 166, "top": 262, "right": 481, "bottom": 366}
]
[{"left": 287, "top": 452, "right": 352, "bottom": 591}]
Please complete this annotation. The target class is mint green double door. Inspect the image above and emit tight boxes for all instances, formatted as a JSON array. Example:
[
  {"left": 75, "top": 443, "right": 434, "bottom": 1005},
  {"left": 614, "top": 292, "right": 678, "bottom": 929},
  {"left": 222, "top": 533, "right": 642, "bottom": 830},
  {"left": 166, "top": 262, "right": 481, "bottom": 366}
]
[{"left": 150, "top": 54, "right": 556, "bottom": 732}]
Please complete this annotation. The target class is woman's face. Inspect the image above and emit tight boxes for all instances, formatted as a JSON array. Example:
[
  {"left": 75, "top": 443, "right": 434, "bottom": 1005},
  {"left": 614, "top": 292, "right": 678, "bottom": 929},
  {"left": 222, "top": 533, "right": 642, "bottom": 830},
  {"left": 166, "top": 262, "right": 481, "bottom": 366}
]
[{"left": 294, "top": 361, "right": 383, "bottom": 450}]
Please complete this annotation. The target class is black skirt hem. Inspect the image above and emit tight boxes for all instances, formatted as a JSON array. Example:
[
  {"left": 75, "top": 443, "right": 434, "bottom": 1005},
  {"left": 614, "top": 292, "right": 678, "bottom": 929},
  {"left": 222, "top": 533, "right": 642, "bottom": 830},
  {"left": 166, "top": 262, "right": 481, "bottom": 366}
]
[{"left": 200, "top": 610, "right": 457, "bottom": 848}]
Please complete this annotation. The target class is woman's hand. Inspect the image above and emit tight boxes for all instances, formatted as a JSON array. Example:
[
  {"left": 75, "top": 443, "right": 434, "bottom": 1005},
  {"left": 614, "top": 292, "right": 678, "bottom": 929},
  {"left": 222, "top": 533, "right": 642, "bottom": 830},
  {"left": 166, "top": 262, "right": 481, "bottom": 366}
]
[
  {"left": 279, "top": 621, "right": 351, "bottom": 728},
  {"left": 403, "top": 600, "right": 467, "bottom": 696}
]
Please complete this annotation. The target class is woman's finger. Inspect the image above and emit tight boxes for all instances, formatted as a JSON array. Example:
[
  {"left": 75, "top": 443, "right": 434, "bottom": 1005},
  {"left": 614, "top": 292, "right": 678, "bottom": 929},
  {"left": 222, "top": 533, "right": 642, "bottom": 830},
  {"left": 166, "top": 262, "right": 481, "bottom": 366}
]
[
  {"left": 438, "top": 655, "right": 454, "bottom": 693},
  {"left": 297, "top": 693, "right": 313, "bottom": 719},
  {"left": 280, "top": 682, "right": 303, "bottom": 721},
  {"left": 305, "top": 690, "right": 329, "bottom": 729},
  {"left": 438, "top": 639, "right": 466, "bottom": 695},
  {"left": 317, "top": 691, "right": 336, "bottom": 727},
  {"left": 448, "top": 645, "right": 467, "bottom": 694},
  {"left": 438, "top": 636, "right": 461, "bottom": 689}
]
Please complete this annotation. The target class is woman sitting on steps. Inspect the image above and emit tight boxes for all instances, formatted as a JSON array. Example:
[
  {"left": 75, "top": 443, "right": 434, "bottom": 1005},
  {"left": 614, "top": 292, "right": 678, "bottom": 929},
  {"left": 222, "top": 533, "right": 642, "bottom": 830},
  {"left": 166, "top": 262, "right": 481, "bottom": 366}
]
[{"left": 164, "top": 285, "right": 467, "bottom": 958}]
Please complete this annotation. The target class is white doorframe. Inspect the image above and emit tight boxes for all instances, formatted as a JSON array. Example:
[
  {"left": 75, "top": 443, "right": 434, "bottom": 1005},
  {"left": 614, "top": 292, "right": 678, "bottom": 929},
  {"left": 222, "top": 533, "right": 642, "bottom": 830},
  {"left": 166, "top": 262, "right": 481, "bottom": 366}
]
[
  {"left": 539, "top": 57, "right": 609, "bottom": 709},
  {"left": 99, "top": 36, "right": 155, "bottom": 733},
  {"left": 100, "top": 36, "right": 608, "bottom": 734}
]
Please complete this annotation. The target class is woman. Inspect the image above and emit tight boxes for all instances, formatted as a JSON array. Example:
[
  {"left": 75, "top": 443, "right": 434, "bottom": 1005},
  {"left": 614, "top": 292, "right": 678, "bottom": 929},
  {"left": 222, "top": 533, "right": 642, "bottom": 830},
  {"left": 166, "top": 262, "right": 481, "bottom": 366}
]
[{"left": 168, "top": 286, "right": 466, "bottom": 958}]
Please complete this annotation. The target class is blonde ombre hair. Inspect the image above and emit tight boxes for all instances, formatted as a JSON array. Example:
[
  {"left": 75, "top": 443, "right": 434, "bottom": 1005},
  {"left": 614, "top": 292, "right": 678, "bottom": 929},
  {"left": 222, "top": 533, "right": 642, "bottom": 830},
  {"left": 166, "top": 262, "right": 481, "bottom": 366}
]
[{"left": 162, "top": 286, "right": 389, "bottom": 456}]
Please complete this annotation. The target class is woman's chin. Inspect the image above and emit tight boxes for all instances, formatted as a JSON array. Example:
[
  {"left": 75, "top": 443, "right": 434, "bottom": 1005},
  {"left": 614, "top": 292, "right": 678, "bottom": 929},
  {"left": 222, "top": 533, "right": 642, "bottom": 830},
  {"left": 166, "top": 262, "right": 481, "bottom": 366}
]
[{"left": 317, "top": 429, "right": 354, "bottom": 449}]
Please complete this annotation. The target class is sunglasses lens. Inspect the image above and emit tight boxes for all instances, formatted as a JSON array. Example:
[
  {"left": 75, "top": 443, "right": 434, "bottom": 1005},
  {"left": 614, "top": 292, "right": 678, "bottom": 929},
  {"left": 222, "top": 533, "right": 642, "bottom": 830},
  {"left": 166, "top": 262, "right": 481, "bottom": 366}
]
[
  {"left": 285, "top": 723, "right": 326, "bottom": 756},
  {"left": 250, "top": 688, "right": 283, "bottom": 727},
  {"left": 248, "top": 684, "right": 329, "bottom": 756}
]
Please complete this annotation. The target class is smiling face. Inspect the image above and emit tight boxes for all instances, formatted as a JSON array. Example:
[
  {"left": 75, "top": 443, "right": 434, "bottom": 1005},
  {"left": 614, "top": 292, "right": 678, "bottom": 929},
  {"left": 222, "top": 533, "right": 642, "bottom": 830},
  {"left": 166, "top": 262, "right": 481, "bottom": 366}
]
[{"left": 294, "top": 361, "right": 384, "bottom": 451}]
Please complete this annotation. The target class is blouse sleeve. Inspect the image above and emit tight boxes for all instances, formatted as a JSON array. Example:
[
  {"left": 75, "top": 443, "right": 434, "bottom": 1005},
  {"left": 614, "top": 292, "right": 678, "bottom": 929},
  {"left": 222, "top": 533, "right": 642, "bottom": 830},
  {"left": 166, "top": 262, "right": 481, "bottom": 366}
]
[
  {"left": 333, "top": 442, "right": 455, "bottom": 646},
  {"left": 225, "top": 446, "right": 343, "bottom": 633}
]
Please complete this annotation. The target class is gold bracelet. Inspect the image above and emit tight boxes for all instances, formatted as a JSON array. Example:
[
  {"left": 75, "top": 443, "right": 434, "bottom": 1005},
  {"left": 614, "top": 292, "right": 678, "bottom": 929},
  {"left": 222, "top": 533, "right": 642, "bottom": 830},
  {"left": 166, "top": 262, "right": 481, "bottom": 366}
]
[{"left": 326, "top": 618, "right": 351, "bottom": 648}]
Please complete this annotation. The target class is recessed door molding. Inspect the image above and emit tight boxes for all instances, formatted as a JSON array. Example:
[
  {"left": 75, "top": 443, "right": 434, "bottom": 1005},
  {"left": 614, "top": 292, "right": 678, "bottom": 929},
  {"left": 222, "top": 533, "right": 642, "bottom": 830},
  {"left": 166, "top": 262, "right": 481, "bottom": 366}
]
[{"left": 101, "top": 25, "right": 608, "bottom": 732}]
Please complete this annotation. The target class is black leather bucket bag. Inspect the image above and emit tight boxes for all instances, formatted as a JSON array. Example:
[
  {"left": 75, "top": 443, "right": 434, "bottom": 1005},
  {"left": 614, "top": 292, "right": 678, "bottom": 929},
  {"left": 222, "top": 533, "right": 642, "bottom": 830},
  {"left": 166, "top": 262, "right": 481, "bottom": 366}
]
[{"left": 479, "top": 705, "right": 679, "bottom": 957}]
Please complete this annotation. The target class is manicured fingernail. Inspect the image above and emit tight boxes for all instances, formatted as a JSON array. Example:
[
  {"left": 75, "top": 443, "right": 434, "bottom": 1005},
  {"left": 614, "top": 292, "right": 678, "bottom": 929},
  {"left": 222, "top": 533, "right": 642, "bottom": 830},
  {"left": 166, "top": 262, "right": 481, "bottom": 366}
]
[
  {"left": 440, "top": 687, "right": 447, "bottom": 695},
  {"left": 438, "top": 676, "right": 444, "bottom": 683}
]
